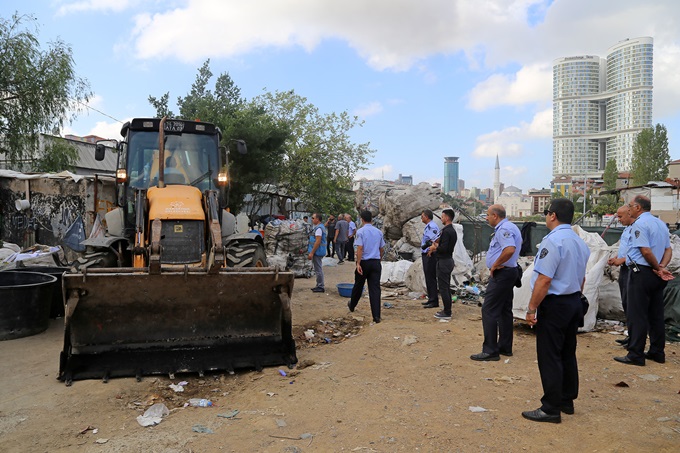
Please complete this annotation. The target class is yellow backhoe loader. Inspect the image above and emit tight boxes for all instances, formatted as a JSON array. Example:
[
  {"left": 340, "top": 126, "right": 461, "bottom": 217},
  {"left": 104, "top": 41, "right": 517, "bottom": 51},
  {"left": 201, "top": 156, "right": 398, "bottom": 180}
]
[{"left": 58, "top": 118, "right": 296, "bottom": 385}]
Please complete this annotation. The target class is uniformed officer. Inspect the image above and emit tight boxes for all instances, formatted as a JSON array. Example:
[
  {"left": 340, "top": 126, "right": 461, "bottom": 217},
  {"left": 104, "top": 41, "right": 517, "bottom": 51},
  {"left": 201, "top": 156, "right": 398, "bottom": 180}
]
[
  {"left": 614, "top": 195, "right": 673, "bottom": 366},
  {"left": 347, "top": 210, "right": 386, "bottom": 323},
  {"left": 522, "top": 198, "right": 590, "bottom": 424},
  {"left": 420, "top": 210, "right": 441, "bottom": 309},
  {"left": 606, "top": 205, "right": 635, "bottom": 346},
  {"left": 471, "top": 204, "right": 522, "bottom": 361}
]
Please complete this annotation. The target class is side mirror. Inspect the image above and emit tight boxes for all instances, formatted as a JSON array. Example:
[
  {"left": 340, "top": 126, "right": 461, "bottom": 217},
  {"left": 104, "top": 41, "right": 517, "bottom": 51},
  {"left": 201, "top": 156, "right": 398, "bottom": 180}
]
[
  {"left": 95, "top": 144, "right": 106, "bottom": 161},
  {"left": 234, "top": 140, "right": 247, "bottom": 155}
]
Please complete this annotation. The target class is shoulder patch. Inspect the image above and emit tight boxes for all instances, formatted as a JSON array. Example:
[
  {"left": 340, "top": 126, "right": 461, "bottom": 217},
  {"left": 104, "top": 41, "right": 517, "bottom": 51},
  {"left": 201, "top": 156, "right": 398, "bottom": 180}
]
[
  {"left": 635, "top": 230, "right": 640, "bottom": 238},
  {"left": 433, "top": 229, "right": 438, "bottom": 235},
  {"left": 539, "top": 248, "right": 549, "bottom": 259},
  {"left": 503, "top": 231, "right": 511, "bottom": 238}
]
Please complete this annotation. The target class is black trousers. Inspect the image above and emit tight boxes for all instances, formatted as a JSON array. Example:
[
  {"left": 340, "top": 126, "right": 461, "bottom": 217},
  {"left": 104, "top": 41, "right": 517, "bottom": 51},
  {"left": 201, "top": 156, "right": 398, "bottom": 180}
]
[
  {"left": 481, "top": 266, "right": 517, "bottom": 355},
  {"left": 626, "top": 266, "right": 667, "bottom": 361},
  {"left": 347, "top": 237, "right": 355, "bottom": 261},
  {"left": 618, "top": 266, "right": 629, "bottom": 314},
  {"left": 422, "top": 253, "right": 439, "bottom": 304},
  {"left": 336, "top": 241, "right": 347, "bottom": 262},
  {"left": 349, "top": 259, "right": 382, "bottom": 320},
  {"left": 436, "top": 257, "right": 454, "bottom": 314},
  {"left": 536, "top": 292, "right": 581, "bottom": 415},
  {"left": 327, "top": 238, "right": 335, "bottom": 257}
]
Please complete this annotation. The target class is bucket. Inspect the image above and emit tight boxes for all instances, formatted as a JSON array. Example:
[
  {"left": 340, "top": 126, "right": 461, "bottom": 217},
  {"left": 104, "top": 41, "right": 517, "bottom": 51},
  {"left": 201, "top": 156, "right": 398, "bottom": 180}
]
[
  {"left": 0, "top": 271, "right": 57, "bottom": 340},
  {"left": 337, "top": 283, "right": 362, "bottom": 298},
  {"left": 13, "top": 266, "right": 68, "bottom": 318}
]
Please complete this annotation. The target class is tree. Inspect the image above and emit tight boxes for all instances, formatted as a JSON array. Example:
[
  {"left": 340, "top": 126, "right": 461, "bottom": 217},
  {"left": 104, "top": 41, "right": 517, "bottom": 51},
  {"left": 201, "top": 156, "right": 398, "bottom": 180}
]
[
  {"left": 149, "top": 61, "right": 289, "bottom": 215},
  {"left": 254, "top": 89, "right": 374, "bottom": 216},
  {"left": 603, "top": 159, "right": 618, "bottom": 190},
  {"left": 0, "top": 13, "right": 91, "bottom": 167},
  {"left": 631, "top": 124, "right": 670, "bottom": 186}
]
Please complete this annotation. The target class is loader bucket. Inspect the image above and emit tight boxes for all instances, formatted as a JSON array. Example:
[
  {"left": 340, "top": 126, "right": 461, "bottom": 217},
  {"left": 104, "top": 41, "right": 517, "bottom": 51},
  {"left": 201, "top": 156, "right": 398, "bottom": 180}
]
[{"left": 58, "top": 267, "right": 297, "bottom": 384}]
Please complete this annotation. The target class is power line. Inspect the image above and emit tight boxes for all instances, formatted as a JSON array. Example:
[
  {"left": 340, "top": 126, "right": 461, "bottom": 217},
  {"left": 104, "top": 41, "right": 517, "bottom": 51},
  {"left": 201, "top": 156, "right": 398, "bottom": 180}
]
[{"left": 75, "top": 99, "right": 123, "bottom": 124}]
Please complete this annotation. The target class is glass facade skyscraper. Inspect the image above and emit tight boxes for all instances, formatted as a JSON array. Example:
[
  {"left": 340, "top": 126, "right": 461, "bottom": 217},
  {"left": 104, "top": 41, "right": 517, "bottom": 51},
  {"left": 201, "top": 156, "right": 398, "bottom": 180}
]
[
  {"left": 553, "top": 37, "right": 653, "bottom": 178},
  {"left": 443, "top": 156, "right": 459, "bottom": 194}
]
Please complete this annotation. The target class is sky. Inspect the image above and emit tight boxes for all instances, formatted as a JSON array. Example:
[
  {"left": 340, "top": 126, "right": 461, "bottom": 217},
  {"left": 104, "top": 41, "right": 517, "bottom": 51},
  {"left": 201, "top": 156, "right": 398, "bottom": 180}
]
[{"left": 6, "top": 0, "right": 680, "bottom": 192}]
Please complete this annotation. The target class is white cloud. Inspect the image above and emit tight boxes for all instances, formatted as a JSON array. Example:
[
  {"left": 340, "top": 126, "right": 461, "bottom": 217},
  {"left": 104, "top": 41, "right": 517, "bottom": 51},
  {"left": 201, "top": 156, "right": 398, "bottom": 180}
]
[
  {"left": 356, "top": 164, "right": 393, "bottom": 181},
  {"left": 654, "top": 43, "right": 680, "bottom": 118},
  {"left": 467, "top": 64, "right": 552, "bottom": 111},
  {"left": 472, "top": 108, "right": 552, "bottom": 158},
  {"left": 353, "top": 101, "right": 383, "bottom": 118},
  {"left": 87, "top": 120, "right": 128, "bottom": 140},
  {"left": 57, "top": 0, "right": 133, "bottom": 16}
]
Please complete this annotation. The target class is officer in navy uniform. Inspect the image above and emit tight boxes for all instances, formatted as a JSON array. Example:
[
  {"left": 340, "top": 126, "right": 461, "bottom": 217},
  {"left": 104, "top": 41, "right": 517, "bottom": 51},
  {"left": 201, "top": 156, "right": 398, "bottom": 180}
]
[
  {"left": 606, "top": 205, "right": 636, "bottom": 346},
  {"left": 522, "top": 199, "right": 590, "bottom": 424},
  {"left": 614, "top": 195, "right": 673, "bottom": 366},
  {"left": 471, "top": 204, "right": 522, "bottom": 361},
  {"left": 420, "top": 210, "right": 441, "bottom": 309}
]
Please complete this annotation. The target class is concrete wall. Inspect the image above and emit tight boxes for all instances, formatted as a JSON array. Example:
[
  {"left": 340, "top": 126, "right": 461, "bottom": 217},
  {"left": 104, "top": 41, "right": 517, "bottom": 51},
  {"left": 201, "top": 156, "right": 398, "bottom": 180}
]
[{"left": 0, "top": 175, "right": 117, "bottom": 261}]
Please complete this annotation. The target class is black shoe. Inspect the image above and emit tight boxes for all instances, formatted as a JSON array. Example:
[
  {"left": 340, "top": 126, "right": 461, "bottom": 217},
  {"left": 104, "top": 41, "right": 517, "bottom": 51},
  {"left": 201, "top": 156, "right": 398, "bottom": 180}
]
[
  {"left": 645, "top": 352, "right": 665, "bottom": 364},
  {"left": 615, "top": 336, "right": 629, "bottom": 346},
  {"left": 521, "top": 408, "right": 561, "bottom": 424},
  {"left": 470, "top": 352, "right": 500, "bottom": 361},
  {"left": 337, "top": 260, "right": 344, "bottom": 264},
  {"left": 421, "top": 300, "right": 434, "bottom": 305},
  {"left": 372, "top": 317, "right": 381, "bottom": 323},
  {"left": 422, "top": 302, "right": 439, "bottom": 309},
  {"left": 311, "top": 287, "right": 324, "bottom": 293},
  {"left": 434, "top": 310, "right": 452, "bottom": 320},
  {"left": 560, "top": 405, "right": 575, "bottom": 415},
  {"left": 614, "top": 356, "right": 645, "bottom": 366},
  {"left": 347, "top": 301, "right": 355, "bottom": 313},
  {"left": 348, "top": 259, "right": 354, "bottom": 262},
  {"left": 499, "top": 351, "right": 513, "bottom": 357}
]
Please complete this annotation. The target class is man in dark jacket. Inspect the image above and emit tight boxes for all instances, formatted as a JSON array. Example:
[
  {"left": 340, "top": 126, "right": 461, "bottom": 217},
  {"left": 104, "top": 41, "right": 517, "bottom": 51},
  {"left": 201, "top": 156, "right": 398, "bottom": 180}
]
[
  {"left": 325, "top": 215, "right": 336, "bottom": 257},
  {"left": 428, "top": 208, "right": 457, "bottom": 320}
]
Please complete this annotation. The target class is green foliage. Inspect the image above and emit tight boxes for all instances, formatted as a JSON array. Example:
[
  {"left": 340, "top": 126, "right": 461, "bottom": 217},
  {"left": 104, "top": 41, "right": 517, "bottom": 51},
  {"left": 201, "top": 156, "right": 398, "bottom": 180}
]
[
  {"left": 591, "top": 194, "right": 621, "bottom": 217},
  {"left": 603, "top": 159, "right": 618, "bottom": 190},
  {"left": 0, "top": 13, "right": 91, "bottom": 167},
  {"left": 32, "top": 137, "right": 79, "bottom": 172},
  {"left": 631, "top": 124, "right": 670, "bottom": 186},
  {"left": 253, "top": 89, "right": 374, "bottom": 216}
]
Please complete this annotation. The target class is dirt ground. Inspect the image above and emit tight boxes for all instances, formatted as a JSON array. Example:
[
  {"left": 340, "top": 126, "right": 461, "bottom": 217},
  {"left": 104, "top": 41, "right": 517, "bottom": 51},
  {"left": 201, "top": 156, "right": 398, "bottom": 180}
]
[{"left": 1, "top": 260, "right": 679, "bottom": 453}]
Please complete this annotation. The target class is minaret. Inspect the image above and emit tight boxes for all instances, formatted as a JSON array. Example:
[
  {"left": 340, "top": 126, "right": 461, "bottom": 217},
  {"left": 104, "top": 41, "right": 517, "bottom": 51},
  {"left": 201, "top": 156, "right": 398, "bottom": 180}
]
[{"left": 493, "top": 154, "right": 500, "bottom": 203}]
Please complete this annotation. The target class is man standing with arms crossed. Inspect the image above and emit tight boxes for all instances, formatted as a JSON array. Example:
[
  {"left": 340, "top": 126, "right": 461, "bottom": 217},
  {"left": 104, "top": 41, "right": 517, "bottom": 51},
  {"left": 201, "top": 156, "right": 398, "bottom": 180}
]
[
  {"left": 347, "top": 211, "right": 385, "bottom": 323},
  {"left": 420, "top": 210, "right": 440, "bottom": 309},
  {"left": 471, "top": 204, "right": 522, "bottom": 361},
  {"left": 606, "top": 204, "right": 636, "bottom": 347},
  {"left": 614, "top": 195, "right": 673, "bottom": 366},
  {"left": 522, "top": 199, "right": 590, "bottom": 423},
  {"left": 428, "top": 209, "right": 457, "bottom": 320}
]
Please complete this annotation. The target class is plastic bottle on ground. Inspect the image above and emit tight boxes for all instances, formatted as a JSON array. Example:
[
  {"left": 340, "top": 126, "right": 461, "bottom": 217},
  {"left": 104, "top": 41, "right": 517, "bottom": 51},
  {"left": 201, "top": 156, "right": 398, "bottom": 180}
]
[{"left": 188, "top": 398, "right": 213, "bottom": 407}]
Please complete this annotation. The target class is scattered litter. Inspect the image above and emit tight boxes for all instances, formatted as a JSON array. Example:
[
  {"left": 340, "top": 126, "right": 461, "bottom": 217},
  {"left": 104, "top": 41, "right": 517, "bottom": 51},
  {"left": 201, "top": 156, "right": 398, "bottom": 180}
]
[
  {"left": 169, "top": 383, "right": 184, "bottom": 392},
  {"left": 276, "top": 419, "right": 287, "bottom": 427},
  {"left": 178, "top": 380, "right": 188, "bottom": 386},
  {"left": 217, "top": 410, "right": 240, "bottom": 419},
  {"left": 192, "top": 424, "right": 214, "bottom": 434},
  {"left": 304, "top": 330, "right": 315, "bottom": 340},
  {"left": 638, "top": 374, "right": 660, "bottom": 382},
  {"left": 401, "top": 335, "right": 418, "bottom": 346},
  {"left": 407, "top": 292, "right": 425, "bottom": 299},
  {"left": 393, "top": 336, "right": 400, "bottom": 340},
  {"left": 267, "top": 392, "right": 276, "bottom": 397},
  {"left": 468, "top": 406, "right": 488, "bottom": 413},
  {"left": 94, "top": 438, "right": 108, "bottom": 444},
  {"left": 504, "top": 359, "right": 510, "bottom": 364},
  {"left": 615, "top": 381, "right": 630, "bottom": 388},
  {"left": 92, "top": 428, "right": 98, "bottom": 434},
  {"left": 310, "top": 362, "right": 332, "bottom": 370},
  {"left": 351, "top": 315, "right": 365, "bottom": 322},
  {"left": 188, "top": 398, "right": 213, "bottom": 407},
  {"left": 464, "top": 285, "right": 481, "bottom": 295},
  {"left": 488, "top": 376, "right": 518, "bottom": 384},
  {"left": 137, "top": 403, "right": 170, "bottom": 427},
  {"left": 300, "top": 433, "right": 313, "bottom": 439},
  {"left": 278, "top": 369, "right": 288, "bottom": 377},
  {"left": 79, "top": 425, "right": 96, "bottom": 435},
  {"left": 383, "top": 302, "right": 395, "bottom": 309}
]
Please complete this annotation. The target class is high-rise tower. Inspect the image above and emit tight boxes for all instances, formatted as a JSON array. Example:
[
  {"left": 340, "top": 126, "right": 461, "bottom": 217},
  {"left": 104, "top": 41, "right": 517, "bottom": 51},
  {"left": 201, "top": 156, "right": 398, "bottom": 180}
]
[
  {"left": 552, "top": 37, "right": 653, "bottom": 178},
  {"left": 443, "top": 157, "right": 459, "bottom": 194}
]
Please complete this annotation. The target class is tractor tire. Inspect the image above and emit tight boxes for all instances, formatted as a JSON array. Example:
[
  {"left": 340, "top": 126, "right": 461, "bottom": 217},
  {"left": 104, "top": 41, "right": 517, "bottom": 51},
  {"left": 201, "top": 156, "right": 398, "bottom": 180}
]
[{"left": 226, "top": 242, "right": 268, "bottom": 268}]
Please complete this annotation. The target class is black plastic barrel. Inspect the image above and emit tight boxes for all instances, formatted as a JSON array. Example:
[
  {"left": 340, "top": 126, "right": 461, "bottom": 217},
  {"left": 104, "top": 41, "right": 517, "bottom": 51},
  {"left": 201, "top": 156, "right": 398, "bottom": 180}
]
[
  {"left": 13, "top": 266, "right": 69, "bottom": 318},
  {"left": 0, "top": 271, "right": 57, "bottom": 340}
]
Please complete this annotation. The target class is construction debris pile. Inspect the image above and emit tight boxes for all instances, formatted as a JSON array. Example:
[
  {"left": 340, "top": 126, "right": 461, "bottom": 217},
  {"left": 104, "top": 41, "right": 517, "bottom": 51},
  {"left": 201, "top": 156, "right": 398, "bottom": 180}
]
[{"left": 263, "top": 219, "right": 313, "bottom": 277}]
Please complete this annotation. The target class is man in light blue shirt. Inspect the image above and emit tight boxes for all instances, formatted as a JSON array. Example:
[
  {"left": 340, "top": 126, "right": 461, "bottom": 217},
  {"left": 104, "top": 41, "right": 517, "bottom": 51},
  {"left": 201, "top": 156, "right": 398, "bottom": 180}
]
[
  {"left": 522, "top": 198, "right": 590, "bottom": 424},
  {"left": 347, "top": 210, "right": 385, "bottom": 323},
  {"left": 606, "top": 205, "right": 635, "bottom": 346},
  {"left": 346, "top": 214, "right": 357, "bottom": 261},
  {"left": 420, "top": 210, "right": 441, "bottom": 309},
  {"left": 614, "top": 195, "right": 673, "bottom": 367},
  {"left": 471, "top": 204, "right": 522, "bottom": 361}
]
